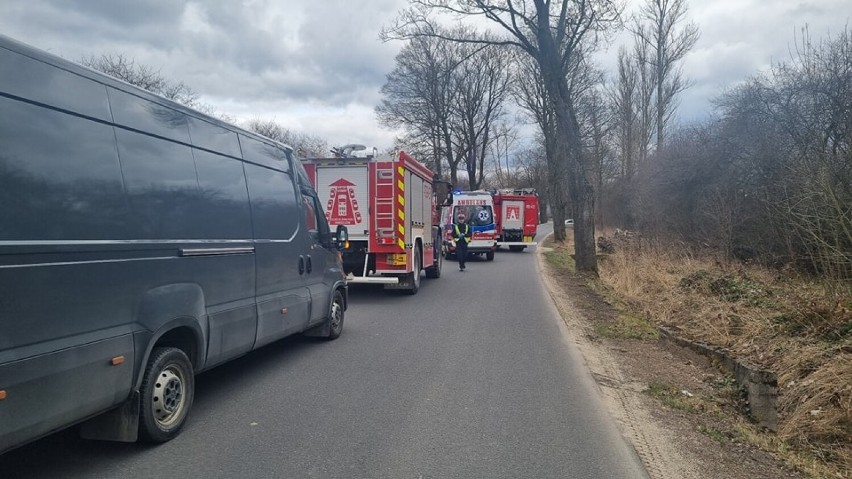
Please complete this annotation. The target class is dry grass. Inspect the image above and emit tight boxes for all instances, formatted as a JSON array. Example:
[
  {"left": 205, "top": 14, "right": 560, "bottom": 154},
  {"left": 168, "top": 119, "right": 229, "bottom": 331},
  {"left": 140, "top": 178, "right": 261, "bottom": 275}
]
[{"left": 586, "top": 233, "right": 852, "bottom": 476}]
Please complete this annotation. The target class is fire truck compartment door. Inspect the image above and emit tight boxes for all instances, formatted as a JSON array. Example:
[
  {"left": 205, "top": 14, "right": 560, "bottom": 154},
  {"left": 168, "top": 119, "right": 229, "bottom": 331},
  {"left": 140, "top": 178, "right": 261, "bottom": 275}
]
[
  {"left": 314, "top": 165, "right": 370, "bottom": 241},
  {"left": 501, "top": 200, "right": 525, "bottom": 229}
]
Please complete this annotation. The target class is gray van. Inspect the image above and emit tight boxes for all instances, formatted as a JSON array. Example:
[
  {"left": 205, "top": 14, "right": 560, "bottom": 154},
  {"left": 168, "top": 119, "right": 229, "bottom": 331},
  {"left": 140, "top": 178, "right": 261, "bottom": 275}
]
[{"left": 0, "top": 34, "right": 348, "bottom": 453}]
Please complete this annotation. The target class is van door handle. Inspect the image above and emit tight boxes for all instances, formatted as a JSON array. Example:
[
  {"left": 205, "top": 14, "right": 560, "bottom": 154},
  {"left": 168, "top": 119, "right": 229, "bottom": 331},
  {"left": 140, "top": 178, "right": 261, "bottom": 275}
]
[
  {"left": 306, "top": 255, "right": 312, "bottom": 274},
  {"left": 298, "top": 256, "right": 305, "bottom": 275}
]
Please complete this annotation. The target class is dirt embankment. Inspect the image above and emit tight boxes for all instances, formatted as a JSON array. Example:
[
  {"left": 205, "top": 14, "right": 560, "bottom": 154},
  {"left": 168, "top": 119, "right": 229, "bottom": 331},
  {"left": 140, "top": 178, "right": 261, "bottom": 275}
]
[{"left": 535, "top": 237, "right": 845, "bottom": 479}]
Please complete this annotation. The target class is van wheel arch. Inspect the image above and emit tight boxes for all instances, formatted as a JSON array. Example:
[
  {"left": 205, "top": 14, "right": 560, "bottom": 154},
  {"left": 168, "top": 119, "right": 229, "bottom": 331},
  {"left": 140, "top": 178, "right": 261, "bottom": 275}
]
[{"left": 135, "top": 320, "right": 204, "bottom": 390}]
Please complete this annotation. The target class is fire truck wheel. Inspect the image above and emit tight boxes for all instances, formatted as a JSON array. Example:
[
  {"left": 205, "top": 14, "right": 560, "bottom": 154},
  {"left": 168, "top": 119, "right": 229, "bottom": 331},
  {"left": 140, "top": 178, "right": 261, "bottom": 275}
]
[
  {"left": 403, "top": 246, "right": 422, "bottom": 295},
  {"left": 486, "top": 250, "right": 495, "bottom": 261},
  {"left": 509, "top": 245, "right": 526, "bottom": 252},
  {"left": 425, "top": 248, "right": 442, "bottom": 278}
]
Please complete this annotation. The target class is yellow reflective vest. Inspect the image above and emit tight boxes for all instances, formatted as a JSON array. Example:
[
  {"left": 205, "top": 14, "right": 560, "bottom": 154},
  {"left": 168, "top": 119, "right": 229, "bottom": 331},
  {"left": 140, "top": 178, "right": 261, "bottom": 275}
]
[{"left": 453, "top": 223, "right": 471, "bottom": 243}]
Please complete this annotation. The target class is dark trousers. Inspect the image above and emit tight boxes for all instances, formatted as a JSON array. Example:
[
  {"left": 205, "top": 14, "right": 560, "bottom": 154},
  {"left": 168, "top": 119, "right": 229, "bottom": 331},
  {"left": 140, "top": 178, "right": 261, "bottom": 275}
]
[{"left": 456, "top": 240, "right": 468, "bottom": 269}]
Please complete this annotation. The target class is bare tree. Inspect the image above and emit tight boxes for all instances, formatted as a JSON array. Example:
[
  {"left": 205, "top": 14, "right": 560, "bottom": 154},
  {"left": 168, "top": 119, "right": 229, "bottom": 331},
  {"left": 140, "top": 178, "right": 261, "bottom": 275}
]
[
  {"left": 605, "top": 44, "right": 652, "bottom": 228},
  {"left": 623, "top": 25, "right": 851, "bottom": 282},
  {"left": 489, "top": 121, "right": 519, "bottom": 188},
  {"left": 378, "top": 26, "right": 512, "bottom": 188},
  {"left": 384, "top": 1, "right": 621, "bottom": 272},
  {"left": 80, "top": 52, "right": 233, "bottom": 120},
  {"left": 451, "top": 41, "right": 513, "bottom": 189},
  {"left": 513, "top": 55, "right": 571, "bottom": 240},
  {"left": 245, "top": 119, "right": 328, "bottom": 158},
  {"left": 82, "top": 53, "right": 201, "bottom": 107},
  {"left": 515, "top": 143, "right": 552, "bottom": 223},
  {"left": 632, "top": 0, "right": 699, "bottom": 152},
  {"left": 581, "top": 87, "right": 613, "bottom": 228},
  {"left": 376, "top": 28, "right": 466, "bottom": 181},
  {"left": 610, "top": 47, "right": 639, "bottom": 179}
]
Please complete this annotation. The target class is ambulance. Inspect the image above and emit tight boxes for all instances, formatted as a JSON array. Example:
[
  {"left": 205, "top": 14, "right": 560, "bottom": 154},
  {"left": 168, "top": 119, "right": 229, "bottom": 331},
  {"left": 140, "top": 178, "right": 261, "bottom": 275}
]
[{"left": 441, "top": 191, "right": 498, "bottom": 261}]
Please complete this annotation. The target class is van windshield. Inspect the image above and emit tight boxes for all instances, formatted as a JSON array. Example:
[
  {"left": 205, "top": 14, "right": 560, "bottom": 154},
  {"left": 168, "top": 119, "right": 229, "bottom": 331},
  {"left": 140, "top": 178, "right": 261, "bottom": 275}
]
[{"left": 454, "top": 205, "right": 493, "bottom": 226}]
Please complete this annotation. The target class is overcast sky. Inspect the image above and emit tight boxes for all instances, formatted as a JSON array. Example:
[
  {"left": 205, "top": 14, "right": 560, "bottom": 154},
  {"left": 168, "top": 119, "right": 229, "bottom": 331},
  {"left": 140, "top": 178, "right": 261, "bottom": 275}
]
[{"left": 1, "top": 1, "right": 849, "bottom": 151}]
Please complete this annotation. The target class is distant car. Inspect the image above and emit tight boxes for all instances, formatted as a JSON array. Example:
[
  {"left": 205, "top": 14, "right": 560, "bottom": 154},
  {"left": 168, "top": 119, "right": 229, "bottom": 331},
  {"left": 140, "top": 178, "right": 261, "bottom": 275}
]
[{"left": 564, "top": 219, "right": 574, "bottom": 227}]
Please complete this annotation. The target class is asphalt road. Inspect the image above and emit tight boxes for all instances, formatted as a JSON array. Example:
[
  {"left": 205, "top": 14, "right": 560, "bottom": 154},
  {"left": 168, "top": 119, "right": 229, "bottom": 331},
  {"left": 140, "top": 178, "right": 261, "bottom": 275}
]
[{"left": 0, "top": 225, "right": 648, "bottom": 478}]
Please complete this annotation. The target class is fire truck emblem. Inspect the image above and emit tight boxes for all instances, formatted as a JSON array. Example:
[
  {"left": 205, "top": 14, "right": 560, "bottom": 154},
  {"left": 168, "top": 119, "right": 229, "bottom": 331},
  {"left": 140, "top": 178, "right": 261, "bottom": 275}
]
[
  {"left": 327, "top": 178, "right": 362, "bottom": 225},
  {"left": 506, "top": 206, "right": 520, "bottom": 221}
]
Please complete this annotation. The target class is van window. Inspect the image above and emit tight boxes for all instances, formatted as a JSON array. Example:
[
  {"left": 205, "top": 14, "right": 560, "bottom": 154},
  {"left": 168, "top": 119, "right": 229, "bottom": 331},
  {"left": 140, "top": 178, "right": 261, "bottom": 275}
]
[
  {"left": 108, "top": 88, "right": 191, "bottom": 144},
  {"left": 239, "top": 135, "right": 291, "bottom": 173},
  {"left": 293, "top": 157, "right": 313, "bottom": 187},
  {"left": 0, "top": 96, "right": 129, "bottom": 241},
  {"left": 244, "top": 163, "right": 299, "bottom": 240},
  {"left": 115, "top": 128, "right": 200, "bottom": 239},
  {"left": 0, "top": 47, "right": 111, "bottom": 121},
  {"left": 193, "top": 149, "right": 252, "bottom": 239},
  {"left": 301, "top": 191, "right": 329, "bottom": 243},
  {"left": 187, "top": 116, "right": 241, "bottom": 158}
]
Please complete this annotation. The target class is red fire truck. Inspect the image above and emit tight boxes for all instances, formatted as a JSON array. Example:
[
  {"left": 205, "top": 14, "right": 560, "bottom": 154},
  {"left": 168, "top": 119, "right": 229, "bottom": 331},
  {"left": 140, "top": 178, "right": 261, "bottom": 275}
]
[
  {"left": 493, "top": 188, "right": 540, "bottom": 252},
  {"left": 302, "top": 149, "right": 442, "bottom": 294}
]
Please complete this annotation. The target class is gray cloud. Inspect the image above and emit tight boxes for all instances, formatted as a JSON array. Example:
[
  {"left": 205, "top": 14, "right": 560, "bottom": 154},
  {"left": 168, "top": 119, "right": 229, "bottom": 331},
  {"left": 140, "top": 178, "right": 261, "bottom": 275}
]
[
  {"left": 1, "top": 0, "right": 849, "bottom": 147},
  {"left": 0, "top": 0, "right": 409, "bottom": 146}
]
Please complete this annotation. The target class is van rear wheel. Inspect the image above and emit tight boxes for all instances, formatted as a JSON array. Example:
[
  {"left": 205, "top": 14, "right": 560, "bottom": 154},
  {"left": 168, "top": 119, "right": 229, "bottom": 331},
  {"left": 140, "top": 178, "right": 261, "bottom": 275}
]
[{"left": 139, "top": 347, "right": 194, "bottom": 443}]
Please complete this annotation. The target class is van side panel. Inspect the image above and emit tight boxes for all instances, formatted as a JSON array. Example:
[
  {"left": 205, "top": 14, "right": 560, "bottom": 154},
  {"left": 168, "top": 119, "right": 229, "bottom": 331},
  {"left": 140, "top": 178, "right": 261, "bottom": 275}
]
[
  {"left": 191, "top": 148, "right": 257, "bottom": 367},
  {"left": 243, "top": 160, "right": 311, "bottom": 347},
  {"left": 0, "top": 86, "right": 139, "bottom": 451},
  {"left": 110, "top": 101, "right": 257, "bottom": 370},
  {"left": 0, "top": 334, "right": 134, "bottom": 453}
]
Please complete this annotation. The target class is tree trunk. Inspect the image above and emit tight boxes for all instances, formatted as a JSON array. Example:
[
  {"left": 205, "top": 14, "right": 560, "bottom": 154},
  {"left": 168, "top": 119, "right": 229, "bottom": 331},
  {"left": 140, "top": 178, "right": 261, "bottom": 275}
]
[{"left": 536, "top": 30, "right": 597, "bottom": 273}]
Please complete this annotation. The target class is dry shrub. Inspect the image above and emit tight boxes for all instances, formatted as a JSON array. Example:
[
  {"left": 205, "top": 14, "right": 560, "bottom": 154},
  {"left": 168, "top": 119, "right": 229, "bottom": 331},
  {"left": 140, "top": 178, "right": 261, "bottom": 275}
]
[
  {"left": 778, "top": 349, "right": 852, "bottom": 470},
  {"left": 597, "top": 235, "right": 852, "bottom": 473}
]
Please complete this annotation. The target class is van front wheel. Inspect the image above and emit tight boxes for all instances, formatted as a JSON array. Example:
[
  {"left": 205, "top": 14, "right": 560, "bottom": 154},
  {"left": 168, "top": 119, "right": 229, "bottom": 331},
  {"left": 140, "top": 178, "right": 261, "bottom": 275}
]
[
  {"left": 325, "top": 290, "right": 345, "bottom": 340},
  {"left": 139, "top": 347, "right": 194, "bottom": 443}
]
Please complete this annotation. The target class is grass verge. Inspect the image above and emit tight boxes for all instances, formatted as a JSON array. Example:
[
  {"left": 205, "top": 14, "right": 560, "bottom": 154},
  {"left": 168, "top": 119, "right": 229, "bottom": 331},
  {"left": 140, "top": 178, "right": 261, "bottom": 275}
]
[{"left": 543, "top": 232, "right": 851, "bottom": 478}]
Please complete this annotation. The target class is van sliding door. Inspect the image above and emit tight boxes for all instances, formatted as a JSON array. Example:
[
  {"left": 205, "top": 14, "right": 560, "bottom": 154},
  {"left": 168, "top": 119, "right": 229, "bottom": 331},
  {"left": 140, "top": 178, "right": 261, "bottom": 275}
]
[{"left": 244, "top": 162, "right": 310, "bottom": 347}]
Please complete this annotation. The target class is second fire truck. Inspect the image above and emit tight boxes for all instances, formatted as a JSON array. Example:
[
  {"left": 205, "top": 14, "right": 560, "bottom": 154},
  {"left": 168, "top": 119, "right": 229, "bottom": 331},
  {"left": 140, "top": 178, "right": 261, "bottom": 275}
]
[{"left": 492, "top": 188, "right": 540, "bottom": 252}]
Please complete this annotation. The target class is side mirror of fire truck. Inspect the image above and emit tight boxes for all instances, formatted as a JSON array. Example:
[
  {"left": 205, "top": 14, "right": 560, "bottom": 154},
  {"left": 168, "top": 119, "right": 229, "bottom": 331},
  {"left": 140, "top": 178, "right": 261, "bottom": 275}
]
[
  {"left": 433, "top": 179, "right": 453, "bottom": 207},
  {"left": 335, "top": 224, "right": 349, "bottom": 250}
]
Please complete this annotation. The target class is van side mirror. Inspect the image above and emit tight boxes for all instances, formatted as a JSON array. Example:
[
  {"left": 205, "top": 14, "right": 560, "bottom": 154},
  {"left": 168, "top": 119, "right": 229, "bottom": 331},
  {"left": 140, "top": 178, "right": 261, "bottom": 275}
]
[{"left": 335, "top": 225, "right": 348, "bottom": 249}]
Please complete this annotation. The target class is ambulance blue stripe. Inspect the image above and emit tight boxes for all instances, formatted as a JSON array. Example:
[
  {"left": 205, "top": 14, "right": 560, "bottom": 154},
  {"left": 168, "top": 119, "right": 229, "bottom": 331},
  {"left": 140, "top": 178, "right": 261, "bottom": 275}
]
[{"left": 472, "top": 225, "right": 496, "bottom": 233}]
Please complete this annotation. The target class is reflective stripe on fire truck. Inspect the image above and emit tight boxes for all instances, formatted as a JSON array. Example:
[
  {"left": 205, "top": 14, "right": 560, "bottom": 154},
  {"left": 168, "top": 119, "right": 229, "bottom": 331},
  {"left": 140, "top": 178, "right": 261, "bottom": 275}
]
[{"left": 396, "top": 166, "right": 406, "bottom": 250}]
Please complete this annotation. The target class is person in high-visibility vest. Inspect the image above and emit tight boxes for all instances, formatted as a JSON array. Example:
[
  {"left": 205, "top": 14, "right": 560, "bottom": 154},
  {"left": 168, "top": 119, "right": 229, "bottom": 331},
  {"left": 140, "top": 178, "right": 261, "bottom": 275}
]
[{"left": 452, "top": 211, "right": 472, "bottom": 271}]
